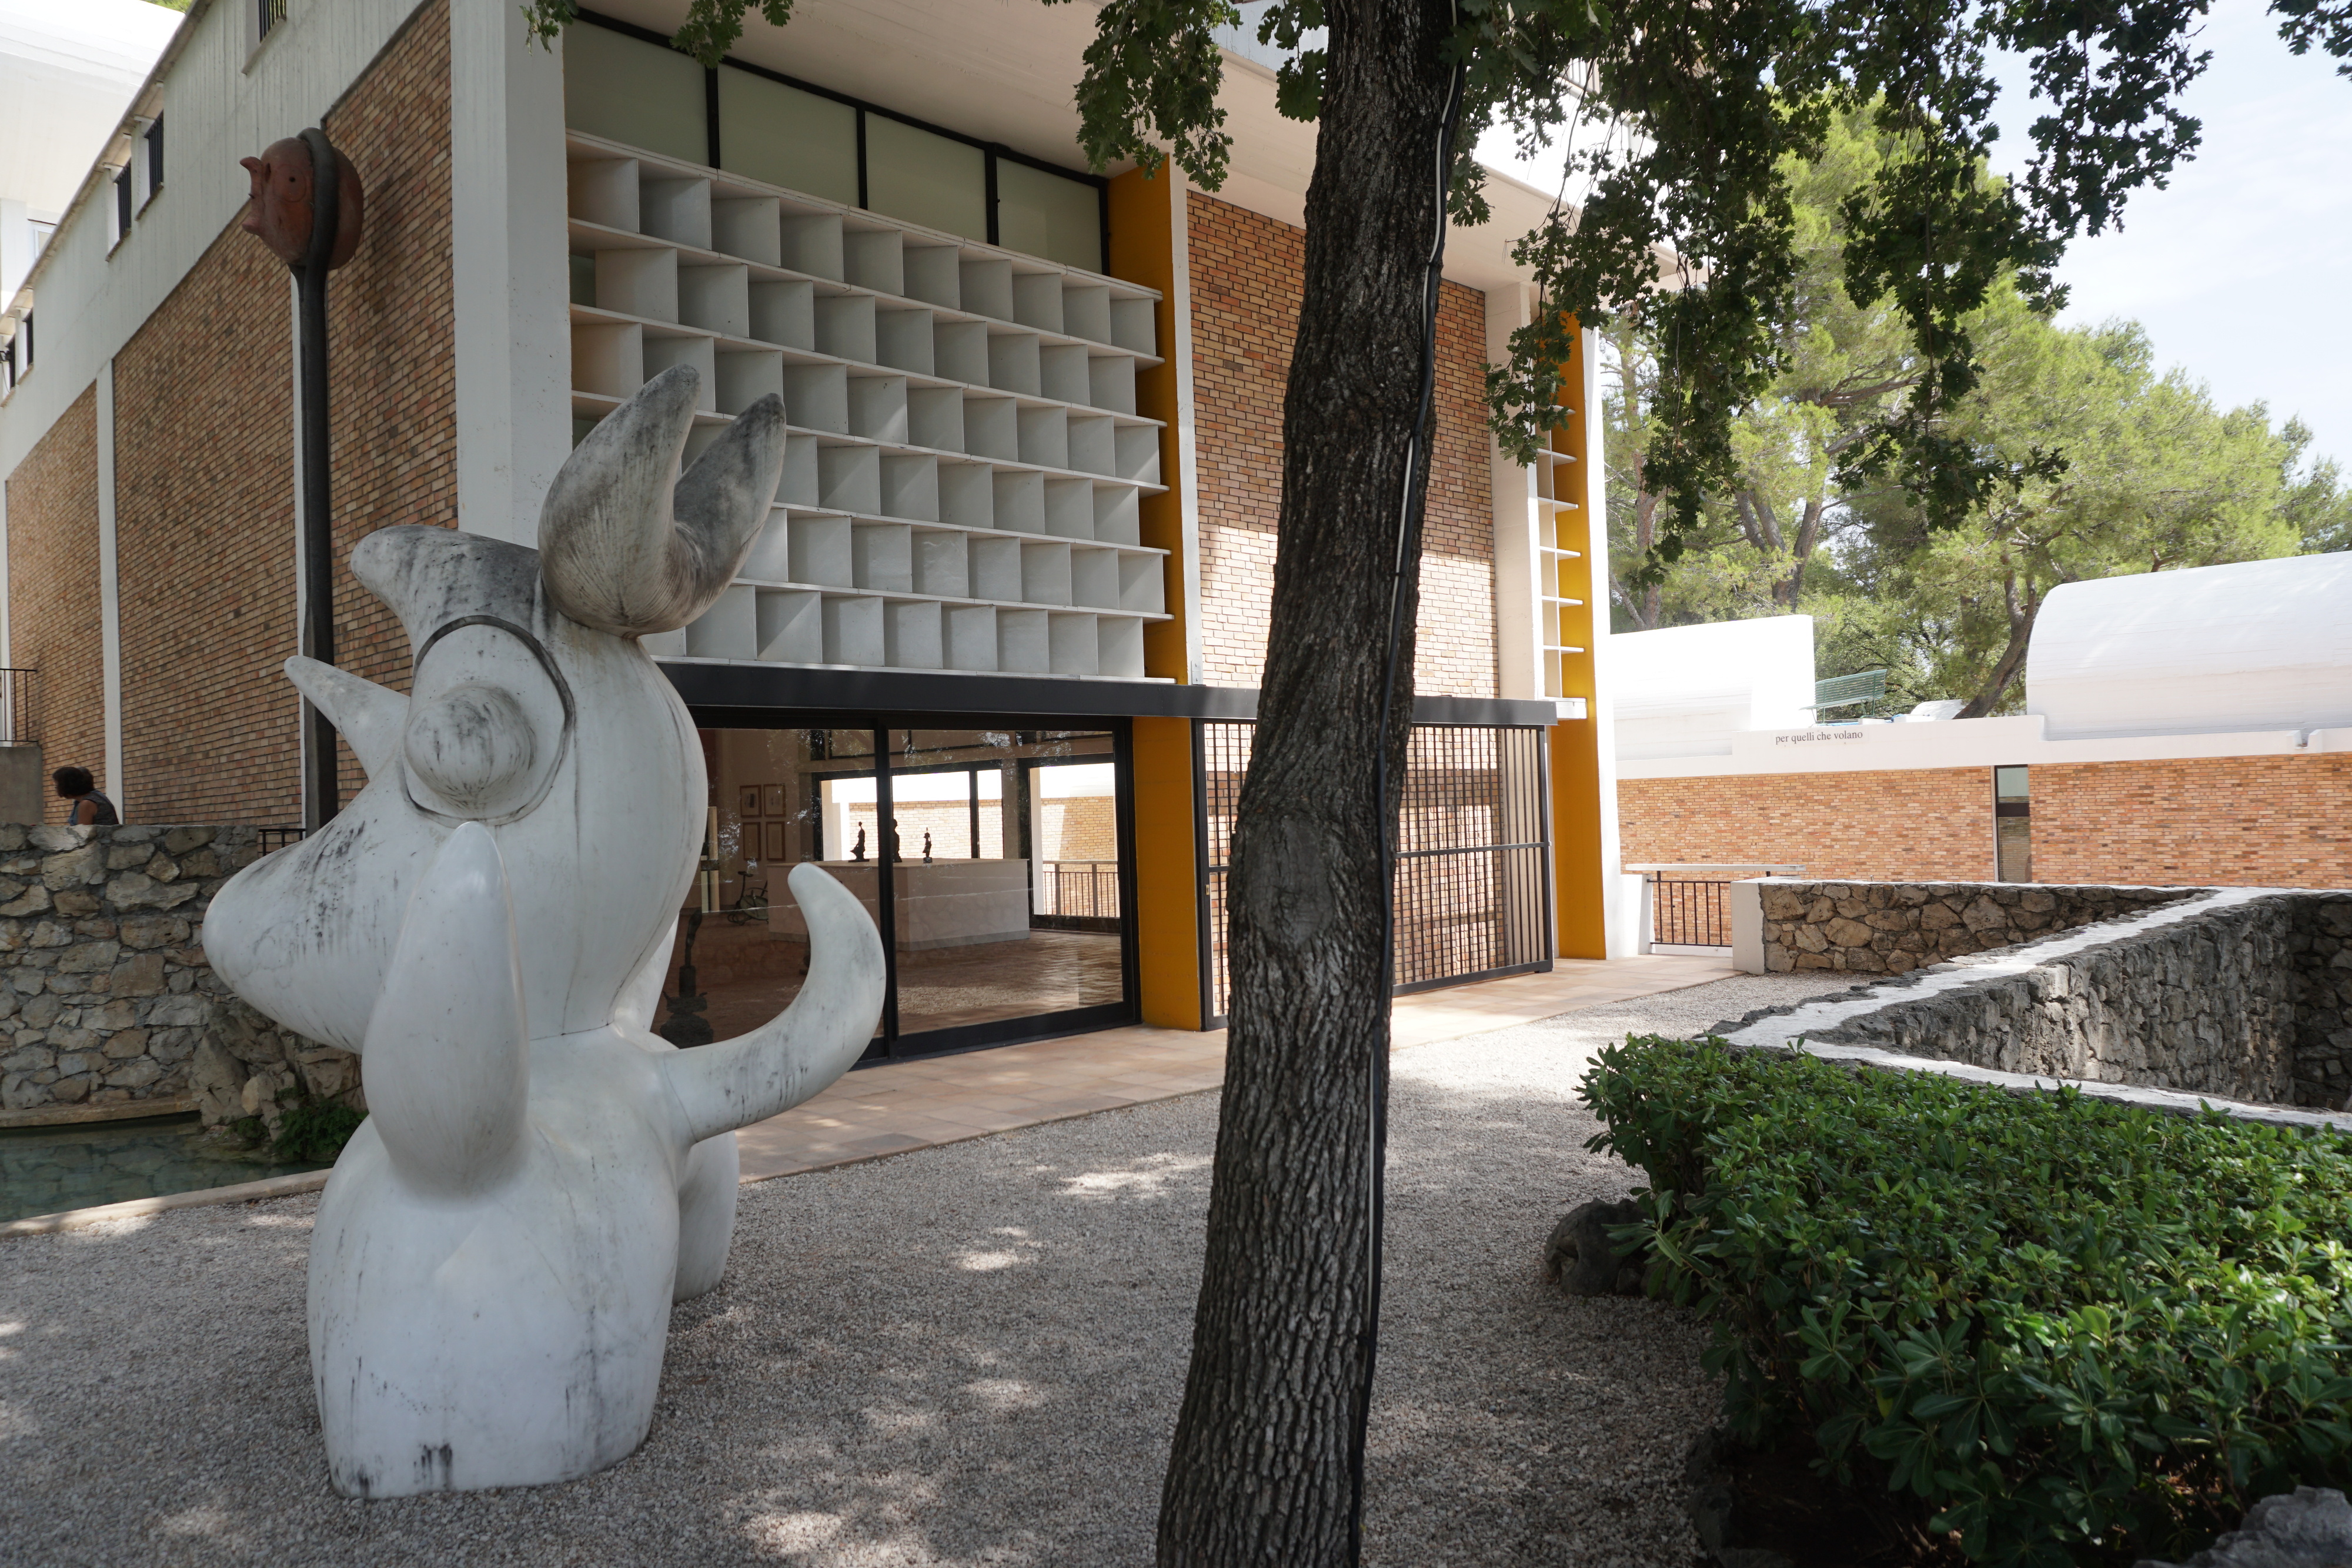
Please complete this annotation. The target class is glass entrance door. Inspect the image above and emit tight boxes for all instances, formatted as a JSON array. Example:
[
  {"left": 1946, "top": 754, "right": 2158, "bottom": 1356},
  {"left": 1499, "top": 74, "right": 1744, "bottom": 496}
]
[{"left": 660, "top": 717, "right": 1136, "bottom": 1061}]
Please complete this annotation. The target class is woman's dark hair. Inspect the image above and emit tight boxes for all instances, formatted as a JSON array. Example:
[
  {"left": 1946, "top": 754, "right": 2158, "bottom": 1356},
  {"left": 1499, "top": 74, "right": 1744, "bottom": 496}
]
[{"left": 52, "top": 766, "right": 93, "bottom": 797}]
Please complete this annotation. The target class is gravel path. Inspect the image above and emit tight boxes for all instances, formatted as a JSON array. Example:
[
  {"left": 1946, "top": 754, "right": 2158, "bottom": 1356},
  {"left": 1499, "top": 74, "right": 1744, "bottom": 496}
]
[{"left": 0, "top": 973, "right": 1835, "bottom": 1567}]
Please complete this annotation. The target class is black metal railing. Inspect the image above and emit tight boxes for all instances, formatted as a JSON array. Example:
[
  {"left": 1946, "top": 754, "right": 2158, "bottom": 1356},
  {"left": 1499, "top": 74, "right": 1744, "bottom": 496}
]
[
  {"left": 1651, "top": 878, "right": 1731, "bottom": 947},
  {"left": 258, "top": 825, "right": 309, "bottom": 853},
  {"left": 0, "top": 668, "right": 35, "bottom": 744},
  {"left": 1038, "top": 859, "right": 1119, "bottom": 920},
  {"left": 1200, "top": 721, "right": 1552, "bottom": 1022},
  {"left": 259, "top": 0, "right": 288, "bottom": 39}
]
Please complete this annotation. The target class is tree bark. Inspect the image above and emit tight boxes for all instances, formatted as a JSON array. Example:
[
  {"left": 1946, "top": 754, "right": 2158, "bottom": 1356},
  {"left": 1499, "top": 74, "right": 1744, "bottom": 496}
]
[{"left": 1156, "top": 3, "right": 1459, "bottom": 1563}]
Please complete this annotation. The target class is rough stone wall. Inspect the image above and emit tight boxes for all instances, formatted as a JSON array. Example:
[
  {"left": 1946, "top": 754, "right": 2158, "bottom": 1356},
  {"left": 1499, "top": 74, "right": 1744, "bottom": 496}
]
[
  {"left": 1619, "top": 767, "right": 1995, "bottom": 882},
  {"left": 2292, "top": 895, "right": 2352, "bottom": 1106},
  {"left": 1185, "top": 194, "right": 1495, "bottom": 696},
  {"left": 0, "top": 824, "right": 356, "bottom": 1129},
  {"left": 2034, "top": 755, "right": 2352, "bottom": 890},
  {"left": 111, "top": 0, "right": 455, "bottom": 828},
  {"left": 2, "top": 384, "right": 106, "bottom": 820},
  {"left": 1781, "top": 892, "right": 2352, "bottom": 1109},
  {"left": 1760, "top": 878, "right": 2194, "bottom": 975}
]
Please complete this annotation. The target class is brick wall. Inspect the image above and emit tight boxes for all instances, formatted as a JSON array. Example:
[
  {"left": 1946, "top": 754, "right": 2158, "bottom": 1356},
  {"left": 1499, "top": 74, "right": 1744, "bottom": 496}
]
[
  {"left": 1185, "top": 195, "right": 1495, "bottom": 696},
  {"left": 3, "top": 385, "right": 104, "bottom": 822},
  {"left": 111, "top": 0, "right": 456, "bottom": 827},
  {"left": 1618, "top": 768, "right": 1996, "bottom": 882},
  {"left": 1619, "top": 756, "right": 2352, "bottom": 890},
  {"left": 2034, "top": 756, "right": 2352, "bottom": 888}
]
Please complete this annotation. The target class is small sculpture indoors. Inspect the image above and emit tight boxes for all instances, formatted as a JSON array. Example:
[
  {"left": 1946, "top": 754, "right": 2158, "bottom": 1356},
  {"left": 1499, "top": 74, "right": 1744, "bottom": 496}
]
[{"left": 202, "top": 367, "right": 884, "bottom": 1498}]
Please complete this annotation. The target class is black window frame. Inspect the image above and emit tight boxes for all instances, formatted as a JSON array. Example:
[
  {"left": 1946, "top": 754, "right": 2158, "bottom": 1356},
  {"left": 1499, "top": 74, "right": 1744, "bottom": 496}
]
[
  {"left": 112, "top": 165, "right": 133, "bottom": 249},
  {"left": 573, "top": 9, "right": 1113, "bottom": 271}
]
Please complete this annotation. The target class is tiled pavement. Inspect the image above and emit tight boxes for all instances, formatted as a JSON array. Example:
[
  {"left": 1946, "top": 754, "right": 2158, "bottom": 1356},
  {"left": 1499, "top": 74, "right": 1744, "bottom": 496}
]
[
  {"left": 1, "top": 952, "right": 1733, "bottom": 1236},
  {"left": 733, "top": 953, "right": 1734, "bottom": 1182}
]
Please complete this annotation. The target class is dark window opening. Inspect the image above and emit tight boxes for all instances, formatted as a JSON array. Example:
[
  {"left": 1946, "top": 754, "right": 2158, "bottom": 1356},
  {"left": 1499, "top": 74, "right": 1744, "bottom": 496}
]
[
  {"left": 113, "top": 166, "right": 133, "bottom": 246},
  {"left": 1994, "top": 764, "right": 2031, "bottom": 882},
  {"left": 145, "top": 118, "right": 165, "bottom": 202}
]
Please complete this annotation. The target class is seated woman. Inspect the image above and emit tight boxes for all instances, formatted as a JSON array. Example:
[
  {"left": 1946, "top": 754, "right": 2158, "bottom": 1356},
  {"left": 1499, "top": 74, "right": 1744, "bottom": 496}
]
[{"left": 53, "top": 765, "right": 119, "bottom": 825}]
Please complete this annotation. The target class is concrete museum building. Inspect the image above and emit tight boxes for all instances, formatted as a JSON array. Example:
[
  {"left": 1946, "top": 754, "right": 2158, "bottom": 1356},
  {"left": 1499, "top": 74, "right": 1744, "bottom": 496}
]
[{"left": 0, "top": 0, "right": 1628, "bottom": 1066}]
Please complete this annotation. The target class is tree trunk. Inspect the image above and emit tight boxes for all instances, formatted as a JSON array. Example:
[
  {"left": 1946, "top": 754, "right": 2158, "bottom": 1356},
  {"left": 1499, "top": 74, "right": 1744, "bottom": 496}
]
[{"left": 1156, "top": 3, "right": 1459, "bottom": 1563}]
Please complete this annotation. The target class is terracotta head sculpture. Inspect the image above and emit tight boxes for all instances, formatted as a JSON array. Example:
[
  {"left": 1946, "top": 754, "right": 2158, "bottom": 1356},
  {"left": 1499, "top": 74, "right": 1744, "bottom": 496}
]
[{"left": 240, "top": 134, "right": 363, "bottom": 270}]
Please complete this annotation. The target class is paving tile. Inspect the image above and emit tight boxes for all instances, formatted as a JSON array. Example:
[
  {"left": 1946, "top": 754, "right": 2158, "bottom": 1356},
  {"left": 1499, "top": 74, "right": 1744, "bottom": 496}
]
[{"left": 731, "top": 953, "right": 1733, "bottom": 1185}]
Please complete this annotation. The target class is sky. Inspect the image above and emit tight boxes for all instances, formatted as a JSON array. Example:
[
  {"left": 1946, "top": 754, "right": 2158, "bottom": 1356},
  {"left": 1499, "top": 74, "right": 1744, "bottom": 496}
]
[{"left": 1474, "top": 0, "right": 2352, "bottom": 472}]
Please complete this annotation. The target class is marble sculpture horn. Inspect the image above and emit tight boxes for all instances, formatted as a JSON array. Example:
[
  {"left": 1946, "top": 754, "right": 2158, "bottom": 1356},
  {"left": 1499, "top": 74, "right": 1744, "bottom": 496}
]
[{"left": 537, "top": 364, "right": 787, "bottom": 636}]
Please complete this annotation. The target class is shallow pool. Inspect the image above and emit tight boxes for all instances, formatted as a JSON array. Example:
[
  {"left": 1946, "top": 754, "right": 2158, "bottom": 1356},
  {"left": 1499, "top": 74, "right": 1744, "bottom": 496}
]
[{"left": 0, "top": 1115, "right": 326, "bottom": 1223}]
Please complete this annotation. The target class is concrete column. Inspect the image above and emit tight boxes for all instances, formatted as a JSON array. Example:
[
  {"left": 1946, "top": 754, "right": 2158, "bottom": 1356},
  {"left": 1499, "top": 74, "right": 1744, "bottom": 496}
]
[
  {"left": 450, "top": 0, "right": 573, "bottom": 545},
  {"left": 95, "top": 357, "right": 122, "bottom": 810},
  {"left": 1485, "top": 282, "right": 1543, "bottom": 701}
]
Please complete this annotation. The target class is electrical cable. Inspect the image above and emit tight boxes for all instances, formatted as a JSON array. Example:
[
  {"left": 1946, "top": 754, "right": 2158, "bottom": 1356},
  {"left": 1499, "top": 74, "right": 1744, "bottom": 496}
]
[{"left": 1345, "top": 12, "right": 1470, "bottom": 1563}]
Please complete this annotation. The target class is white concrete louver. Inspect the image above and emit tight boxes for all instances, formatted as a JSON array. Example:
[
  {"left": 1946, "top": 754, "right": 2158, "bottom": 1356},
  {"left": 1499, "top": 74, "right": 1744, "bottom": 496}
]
[{"left": 563, "top": 131, "right": 1170, "bottom": 680}]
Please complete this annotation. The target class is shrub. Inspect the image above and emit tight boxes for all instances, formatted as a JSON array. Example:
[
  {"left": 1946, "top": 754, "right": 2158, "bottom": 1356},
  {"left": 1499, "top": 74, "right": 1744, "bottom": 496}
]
[
  {"left": 1582, "top": 1037, "right": 2352, "bottom": 1568},
  {"left": 270, "top": 1091, "right": 366, "bottom": 1165}
]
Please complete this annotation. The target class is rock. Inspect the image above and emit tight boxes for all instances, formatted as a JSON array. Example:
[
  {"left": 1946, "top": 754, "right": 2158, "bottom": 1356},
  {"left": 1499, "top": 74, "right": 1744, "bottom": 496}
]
[
  {"left": 2133, "top": 1487, "right": 2352, "bottom": 1568},
  {"left": 161, "top": 825, "right": 213, "bottom": 855},
  {"left": 110, "top": 952, "right": 166, "bottom": 996},
  {"left": 0, "top": 885, "right": 50, "bottom": 917},
  {"left": 103, "top": 1057, "right": 164, "bottom": 1089},
  {"left": 1543, "top": 1197, "right": 1648, "bottom": 1296}
]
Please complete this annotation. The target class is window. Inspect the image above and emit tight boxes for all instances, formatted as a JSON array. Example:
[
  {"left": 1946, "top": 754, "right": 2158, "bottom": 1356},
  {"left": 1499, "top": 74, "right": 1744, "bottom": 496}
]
[
  {"left": 144, "top": 118, "right": 165, "bottom": 205},
  {"left": 996, "top": 159, "right": 1104, "bottom": 272},
  {"left": 566, "top": 12, "right": 1109, "bottom": 268},
  {"left": 863, "top": 116, "right": 988, "bottom": 243},
  {"left": 665, "top": 720, "right": 1135, "bottom": 1058},
  {"left": 1994, "top": 765, "right": 2031, "bottom": 882},
  {"left": 716, "top": 68, "right": 856, "bottom": 207},
  {"left": 563, "top": 21, "right": 707, "bottom": 165},
  {"left": 113, "top": 166, "right": 133, "bottom": 249},
  {"left": 258, "top": 0, "right": 288, "bottom": 41}
]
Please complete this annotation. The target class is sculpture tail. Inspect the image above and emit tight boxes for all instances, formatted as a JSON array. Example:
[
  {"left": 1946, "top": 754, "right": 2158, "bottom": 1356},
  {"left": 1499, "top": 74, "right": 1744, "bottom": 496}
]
[
  {"left": 362, "top": 821, "right": 530, "bottom": 1198},
  {"left": 662, "top": 863, "right": 884, "bottom": 1145}
]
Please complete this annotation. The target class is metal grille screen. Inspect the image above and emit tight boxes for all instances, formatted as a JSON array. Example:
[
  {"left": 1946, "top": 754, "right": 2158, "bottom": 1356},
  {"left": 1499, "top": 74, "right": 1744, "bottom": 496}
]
[{"left": 1200, "top": 723, "right": 1551, "bottom": 1022}]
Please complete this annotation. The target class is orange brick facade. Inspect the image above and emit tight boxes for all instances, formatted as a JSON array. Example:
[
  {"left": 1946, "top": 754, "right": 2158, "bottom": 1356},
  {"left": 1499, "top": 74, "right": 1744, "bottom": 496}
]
[
  {"left": 106, "top": 0, "right": 456, "bottom": 826},
  {"left": 3, "top": 386, "right": 105, "bottom": 822},
  {"left": 2032, "top": 756, "right": 2352, "bottom": 888},
  {"left": 1621, "top": 756, "right": 2352, "bottom": 890},
  {"left": 1185, "top": 195, "right": 1495, "bottom": 697},
  {"left": 1618, "top": 768, "right": 1999, "bottom": 882}
]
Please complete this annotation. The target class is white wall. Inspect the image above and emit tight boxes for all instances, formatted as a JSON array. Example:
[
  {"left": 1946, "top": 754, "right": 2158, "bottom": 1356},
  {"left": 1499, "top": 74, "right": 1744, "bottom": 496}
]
[
  {"left": 2029, "top": 552, "right": 2352, "bottom": 741},
  {"left": 1611, "top": 614, "right": 1816, "bottom": 760}
]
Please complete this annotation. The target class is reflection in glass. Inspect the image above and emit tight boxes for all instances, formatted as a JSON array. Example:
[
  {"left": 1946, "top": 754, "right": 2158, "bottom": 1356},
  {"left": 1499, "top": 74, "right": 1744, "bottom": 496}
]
[
  {"left": 659, "top": 729, "right": 881, "bottom": 1048},
  {"left": 659, "top": 726, "right": 1128, "bottom": 1054},
  {"left": 889, "top": 730, "right": 1122, "bottom": 1036}
]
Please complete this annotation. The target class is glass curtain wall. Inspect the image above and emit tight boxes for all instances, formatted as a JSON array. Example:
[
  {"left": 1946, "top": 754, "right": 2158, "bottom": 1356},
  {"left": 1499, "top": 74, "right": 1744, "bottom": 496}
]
[{"left": 655, "top": 720, "right": 1134, "bottom": 1059}]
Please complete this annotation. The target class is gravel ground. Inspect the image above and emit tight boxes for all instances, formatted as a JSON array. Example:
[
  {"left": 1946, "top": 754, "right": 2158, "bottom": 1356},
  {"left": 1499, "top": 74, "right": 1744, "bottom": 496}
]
[{"left": 0, "top": 972, "right": 1837, "bottom": 1568}]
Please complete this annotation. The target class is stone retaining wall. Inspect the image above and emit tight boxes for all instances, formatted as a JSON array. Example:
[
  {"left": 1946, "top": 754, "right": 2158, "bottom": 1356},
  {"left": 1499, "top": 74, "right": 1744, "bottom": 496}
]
[
  {"left": 0, "top": 825, "right": 359, "bottom": 1133},
  {"left": 1758, "top": 880, "right": 2196, "bottom": 976},
  {"left": 1725, "top": 888, "right": 2352, "bottom": 1109}
]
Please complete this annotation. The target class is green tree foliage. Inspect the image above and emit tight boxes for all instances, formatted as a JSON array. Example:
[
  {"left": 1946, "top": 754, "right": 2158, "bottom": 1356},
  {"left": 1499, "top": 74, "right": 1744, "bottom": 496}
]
[{"left": 1606, "top": 111, "right": 2346, "bottom": 716}]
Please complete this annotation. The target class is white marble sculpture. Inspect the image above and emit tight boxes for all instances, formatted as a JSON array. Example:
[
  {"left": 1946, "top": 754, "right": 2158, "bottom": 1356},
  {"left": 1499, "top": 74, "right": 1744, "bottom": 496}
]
[{"left": 203, "top": 366, "right": 884, "bottom": 1499}]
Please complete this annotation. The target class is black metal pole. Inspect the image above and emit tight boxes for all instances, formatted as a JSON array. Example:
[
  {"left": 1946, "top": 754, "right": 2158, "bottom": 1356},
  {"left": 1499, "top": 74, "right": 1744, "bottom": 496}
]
[{"left": 298, "top": 127, "right": 339, "bottom": 828}]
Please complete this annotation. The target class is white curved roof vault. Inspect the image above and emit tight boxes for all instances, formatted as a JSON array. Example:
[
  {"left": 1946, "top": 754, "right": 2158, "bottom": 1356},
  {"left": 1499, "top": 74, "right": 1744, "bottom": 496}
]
[{"left": 2027, "top": 553, "right": 2352, "bottom": 740}]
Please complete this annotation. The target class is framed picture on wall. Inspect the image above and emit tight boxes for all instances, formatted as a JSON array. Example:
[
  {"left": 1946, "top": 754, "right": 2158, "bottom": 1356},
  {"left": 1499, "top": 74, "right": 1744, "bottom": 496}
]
[
  {"left": 764, "top": 784, "right": 787, "bottom": 817},
  {"left": 764, "top": 822, "right": 787, "bottom": 861},
  {"left": 739, "top": 787, "right": 760, "bottom": 817}
]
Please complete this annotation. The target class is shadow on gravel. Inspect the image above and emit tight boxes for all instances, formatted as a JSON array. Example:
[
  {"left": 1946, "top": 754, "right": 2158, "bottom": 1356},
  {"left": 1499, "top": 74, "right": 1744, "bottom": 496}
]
[{"left": 0, "top": 1024, "right": 1721, "bottom": 1567}]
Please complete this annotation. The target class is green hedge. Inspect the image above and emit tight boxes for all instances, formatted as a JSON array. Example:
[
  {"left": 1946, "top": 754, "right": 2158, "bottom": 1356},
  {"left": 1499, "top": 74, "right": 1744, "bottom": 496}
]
[{"left": 1581, "top": 1037, "right": 2352, "bottom": 1567}]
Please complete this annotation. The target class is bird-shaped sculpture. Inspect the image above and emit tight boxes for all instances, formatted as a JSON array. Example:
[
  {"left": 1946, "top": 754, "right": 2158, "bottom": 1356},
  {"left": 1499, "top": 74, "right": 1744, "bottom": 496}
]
[{"left": 203, "top": 366, "right": 884, "bottom": 1499}]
